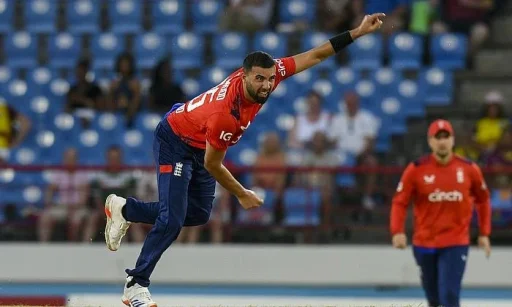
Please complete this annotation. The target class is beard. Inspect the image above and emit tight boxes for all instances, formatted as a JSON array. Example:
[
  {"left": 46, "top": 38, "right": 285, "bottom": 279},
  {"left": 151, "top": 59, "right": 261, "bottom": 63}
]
[
  {"left": 435, "top": 148, "right": 450, "bottom": 159},
  {"left": 247, "top": 83, "right": 270, "bottom": 104}
]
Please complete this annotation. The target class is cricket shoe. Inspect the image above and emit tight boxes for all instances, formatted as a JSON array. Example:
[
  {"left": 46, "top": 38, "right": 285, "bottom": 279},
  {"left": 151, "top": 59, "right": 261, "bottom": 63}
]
[
  {"left": 122, "top": 276, "right": 157, "bottom": 307},
  {"left": 104, "top": 194, "right": 130, "bottom": 251}
]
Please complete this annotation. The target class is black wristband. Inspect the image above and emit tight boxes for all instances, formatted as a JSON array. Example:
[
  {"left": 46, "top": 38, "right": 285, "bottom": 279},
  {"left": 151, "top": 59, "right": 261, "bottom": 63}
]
[{"left": 329, "top": 31, "right": 354, "bottom": 53}]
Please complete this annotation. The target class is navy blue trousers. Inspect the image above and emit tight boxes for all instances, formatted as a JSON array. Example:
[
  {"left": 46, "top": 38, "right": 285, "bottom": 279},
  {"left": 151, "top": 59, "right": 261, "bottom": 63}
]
[
  {"left": 123, "top": 114, "right": 216, "bottom": 287},
  {"left": 413, "top": 245, "right": 469, "bottom": 307}
]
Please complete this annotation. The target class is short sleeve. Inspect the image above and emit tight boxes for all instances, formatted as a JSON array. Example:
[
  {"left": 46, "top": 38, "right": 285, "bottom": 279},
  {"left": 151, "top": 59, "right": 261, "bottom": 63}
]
[
  {"left": 274, "top": 57, "right": 296, "bottom": 84},
  {"left": 205, "top": 113, "right": 238, "bottom": 151}
]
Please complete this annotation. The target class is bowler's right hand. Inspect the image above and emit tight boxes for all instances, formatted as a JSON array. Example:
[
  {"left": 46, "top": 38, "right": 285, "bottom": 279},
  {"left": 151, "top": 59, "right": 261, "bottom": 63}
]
[
  {"left": 237, "top": 189, "right": 263, "bottom": 210},
  {"left": 392, "top": 233, "right": 407, "bottom": 249}
]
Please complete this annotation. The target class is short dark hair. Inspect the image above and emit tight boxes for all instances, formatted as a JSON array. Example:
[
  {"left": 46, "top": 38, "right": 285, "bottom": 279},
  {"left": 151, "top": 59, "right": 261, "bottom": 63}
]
[{"left": 243, "top": 51, "right": 275, "bottom": 72}]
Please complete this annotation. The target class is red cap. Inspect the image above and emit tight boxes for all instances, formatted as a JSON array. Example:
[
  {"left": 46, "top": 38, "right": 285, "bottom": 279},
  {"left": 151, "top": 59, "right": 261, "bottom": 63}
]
[{"left": 428, "top": 119, "right": 454, "bottom": 137}]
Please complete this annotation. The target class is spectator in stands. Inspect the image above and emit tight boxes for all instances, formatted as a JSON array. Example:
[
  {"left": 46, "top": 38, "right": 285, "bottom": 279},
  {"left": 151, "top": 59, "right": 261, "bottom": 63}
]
[
  {"left": 252, "top": 132, "right": 287, "bottom": 198},
  {"left": 317, "top": 0, "right": 361, "bottom": 33},
  {"left": 485, "top": 126, "right": 512, "bottom": 167},
  {"left": 454, "top": 130, "right": 481, "bottom": 163},
  {"left": 288, "top": 91, "right": 332, "bottom": 149},
  {"left": 474, "top": 90, "right": 509, "bottom": 153},
  {"left": 38, "top": 148, "right": 90, "bottom": 242},
  {"left": 431, "top": 0, "right": 496, "bottom": 57},
  {"left": 219, "top": 0, "right": 275, "bottom": 33},
  {"left": 177, "top": 183, "right": 230, "bottom": 244},
  {"left": 490, "top": 175, "right": 512, "bottom": 226},
  {"left": 0, "top": 99, "right": 32, "bottom": 162},
  {"left": 87, "top": 146, "right": 142, "bottom": 242},
  {"left": 108, "top": 52, "right": 141, "bottom": 127},
  {"left": 65, "top": 59, "right": 104, "bottom": 127},
  {"left": 298, "top": 131, "right": 339, "bottom": 223},
  {"left": 329, "top": 91, "right": 380, "bottom": 210},
  {"left": 148, "top": 58, "right": 185, "bottom": 115}
]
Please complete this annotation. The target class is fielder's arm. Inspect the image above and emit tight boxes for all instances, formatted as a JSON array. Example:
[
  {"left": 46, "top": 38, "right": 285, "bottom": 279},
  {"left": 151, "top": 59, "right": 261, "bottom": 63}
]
[{"left": 390, "top": 163, "right": 416, "bottom": 235}]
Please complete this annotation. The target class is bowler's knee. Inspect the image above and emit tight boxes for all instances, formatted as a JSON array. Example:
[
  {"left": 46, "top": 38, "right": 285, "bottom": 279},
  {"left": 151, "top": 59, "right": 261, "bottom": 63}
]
[{"left": 184, "top": 209, "right": 211, "bottom": 227}]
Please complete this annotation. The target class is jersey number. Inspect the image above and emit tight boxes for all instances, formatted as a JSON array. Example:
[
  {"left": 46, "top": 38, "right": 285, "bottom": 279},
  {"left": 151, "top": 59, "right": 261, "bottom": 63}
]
[{"left": 187, "top": 77, "right": 231, "bottom": 112}]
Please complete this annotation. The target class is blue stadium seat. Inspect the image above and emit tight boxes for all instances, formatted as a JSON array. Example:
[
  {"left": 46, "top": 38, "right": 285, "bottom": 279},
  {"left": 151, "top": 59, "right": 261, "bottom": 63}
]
[
  {"left": 199, "top": 67, "right": 229, "bottom": 90},
  {"left": 311, "top": 79, "right": 338, "bottom": 109},
  {"left": 28, "top": 95, "right": 52, "bottom": 127},
  {"left": 301, "top": 32, "right": 335, "bottom": 68},
  {"left": 41, "top": 78, "right": 70, "bottom": 111},
  {"left": 152, "top": 0, "right": 186, "bottom": 34},
  {"left": 169, "top": 32, "right": 204, "bottom": 69},
  {"left": 354, "top": 80, "right": 377, "bottom": 109},
  {"left": 253, "top": 32, "right": 288, "bottom": 58},
  {"left": 26, "top": 67, "right": 54, "bottom": 92},
  {"left": 108, "top": 0, "right": 142, "bottom": 34},
  {"left": 347, "top": 33, "right": 383, "bottom": 70},
  {"left": 431, "top": 33, "right": 468, "bottom": 70},
  {"left": 283, "top": 187, "right": 321, "bottom": 226},
  {"left": 122, "top": 129, "right": 153, "bottom": 165},
  {"left": 288, "top": 69, "right": 319, "bottom": 99},
  {"left": 134, "top": 32, "right": 168, "bottom": 69},
  {"left": 389, "top": 32, "right": 423, "bottom": 70},
  {"left": 418, "top": 68, "right": 453, "bottom": 105},
  {"left": 8, "top": 147, "right": 39, "bottom": 165},
  {"left": 213, "top": 33, "right": 249, "bottom": 69},
  {"left": 67, "top": 0, "right": 100, "bottom": 34},
  {"left": 34, "top": 130, "right": 63, "bottom": 165},
  {"left": 278, "top": 0, "right": 316, "bottom": 25},
  {"left": 48, "top": 33, "right": 82, "bottom": 69},
  {"left": 376, "top": 96, "right": 407, "bottom": 135},
  {"left": 395, "top": 79, "right": 425, "bottom": 117},
  {"left": 51, "top": 113, "right": 82, "bottom": 142},
  {"left": 74, "top": 129, "right": 109, "bottom": 165},
  {"left": 25, "top": 0, "right": 57, "bottom": 33},
  {"left": 0, "top": 0, "right": 14, "bottom": 33},
  {"left": 190, "top": 0, "right": 225, "bottom": 33},
  {"left": 371, "top": 68, "right": 403, "bottom": 97},
  {"left": 91, "top": 32, "right": 125, "bottom": 70},
  {"left": 5, "top": 32, "right": 38, "bottom": 68},
  {"left": 91, "top": 112, "right": 126, "bottom": 138},
  {"left": 181, "top": 78, "right": 201, "bottom": 100},
  {"left": 0, "top": 66, "right": 14, "bottom": 92},
  {"left": 236, "top": 189, "right": 276, "bottom": 225},
  {"left": 4, "top": 79, "right": 29, "bottom": 111}
]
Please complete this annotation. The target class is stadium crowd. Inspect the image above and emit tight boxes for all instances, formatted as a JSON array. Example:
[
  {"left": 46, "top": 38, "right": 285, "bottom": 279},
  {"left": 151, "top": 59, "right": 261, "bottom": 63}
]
[{"left": 0, "top": 0, "right": 510, "bottom": 244}]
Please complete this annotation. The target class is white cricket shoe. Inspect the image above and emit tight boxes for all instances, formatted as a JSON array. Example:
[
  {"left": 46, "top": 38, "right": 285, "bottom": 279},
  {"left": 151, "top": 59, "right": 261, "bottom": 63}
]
[
  {"left": 104, "top": 194, "right": 130, "bottom": 251},
  {"left": 122, "top": 276, "right": 157, "bottom": 307}
]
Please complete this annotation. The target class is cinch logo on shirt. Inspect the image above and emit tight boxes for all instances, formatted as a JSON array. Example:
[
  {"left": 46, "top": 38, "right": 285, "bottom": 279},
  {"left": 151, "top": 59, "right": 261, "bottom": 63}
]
[
  {"left": 275, "top": 58, "right": 286, "bottom": 76},
  {"left": 428, "top": 189, "right": 463, "bottom": 202}
]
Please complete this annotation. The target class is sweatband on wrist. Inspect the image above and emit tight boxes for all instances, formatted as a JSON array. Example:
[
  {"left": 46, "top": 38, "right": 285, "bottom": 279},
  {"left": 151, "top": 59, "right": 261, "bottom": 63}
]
[{"left": 329, "top": 31, "right": 354, "bottom": 53}]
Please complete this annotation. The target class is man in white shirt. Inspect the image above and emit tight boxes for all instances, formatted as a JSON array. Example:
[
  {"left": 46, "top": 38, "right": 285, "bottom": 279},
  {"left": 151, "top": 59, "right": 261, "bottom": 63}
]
[{"left": 329, "top": 91, "right": 380, "bottom": 212}]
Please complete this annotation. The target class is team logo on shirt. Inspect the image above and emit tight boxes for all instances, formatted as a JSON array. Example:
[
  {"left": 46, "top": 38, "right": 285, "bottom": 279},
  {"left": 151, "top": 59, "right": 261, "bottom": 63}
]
[
  {"left": 174, "top": 162, "right": 183, "bottom": 177},
  {"left": 456, "top": 168, "right": 464, "bottom": 183},
  {"left": 423, "top": 175, "right": 435, "bottom": 184}
]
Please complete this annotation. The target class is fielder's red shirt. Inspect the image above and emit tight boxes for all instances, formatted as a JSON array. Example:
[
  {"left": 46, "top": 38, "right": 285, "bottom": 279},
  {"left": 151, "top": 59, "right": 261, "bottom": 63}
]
[
  {"left": 390, "top": 154, "right": 491, "bottom": 248},
  {"left": 167, "top": 57, "right": 296, "bottom": 151}
]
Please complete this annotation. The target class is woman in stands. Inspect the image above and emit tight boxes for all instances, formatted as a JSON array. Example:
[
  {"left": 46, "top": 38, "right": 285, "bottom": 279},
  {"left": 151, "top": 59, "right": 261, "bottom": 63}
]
[{"left": 108, "top": 52, "right": 141, "bottom": 127}]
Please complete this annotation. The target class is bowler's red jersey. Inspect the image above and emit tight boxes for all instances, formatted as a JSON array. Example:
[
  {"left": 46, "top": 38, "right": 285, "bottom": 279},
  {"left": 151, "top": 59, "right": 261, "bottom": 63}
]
[
  {"left": 390, "top": 154, "right": 491, "bottom": 248},
  {"left": 167, "top": 57, "right": 296, "bottom": 151}
]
